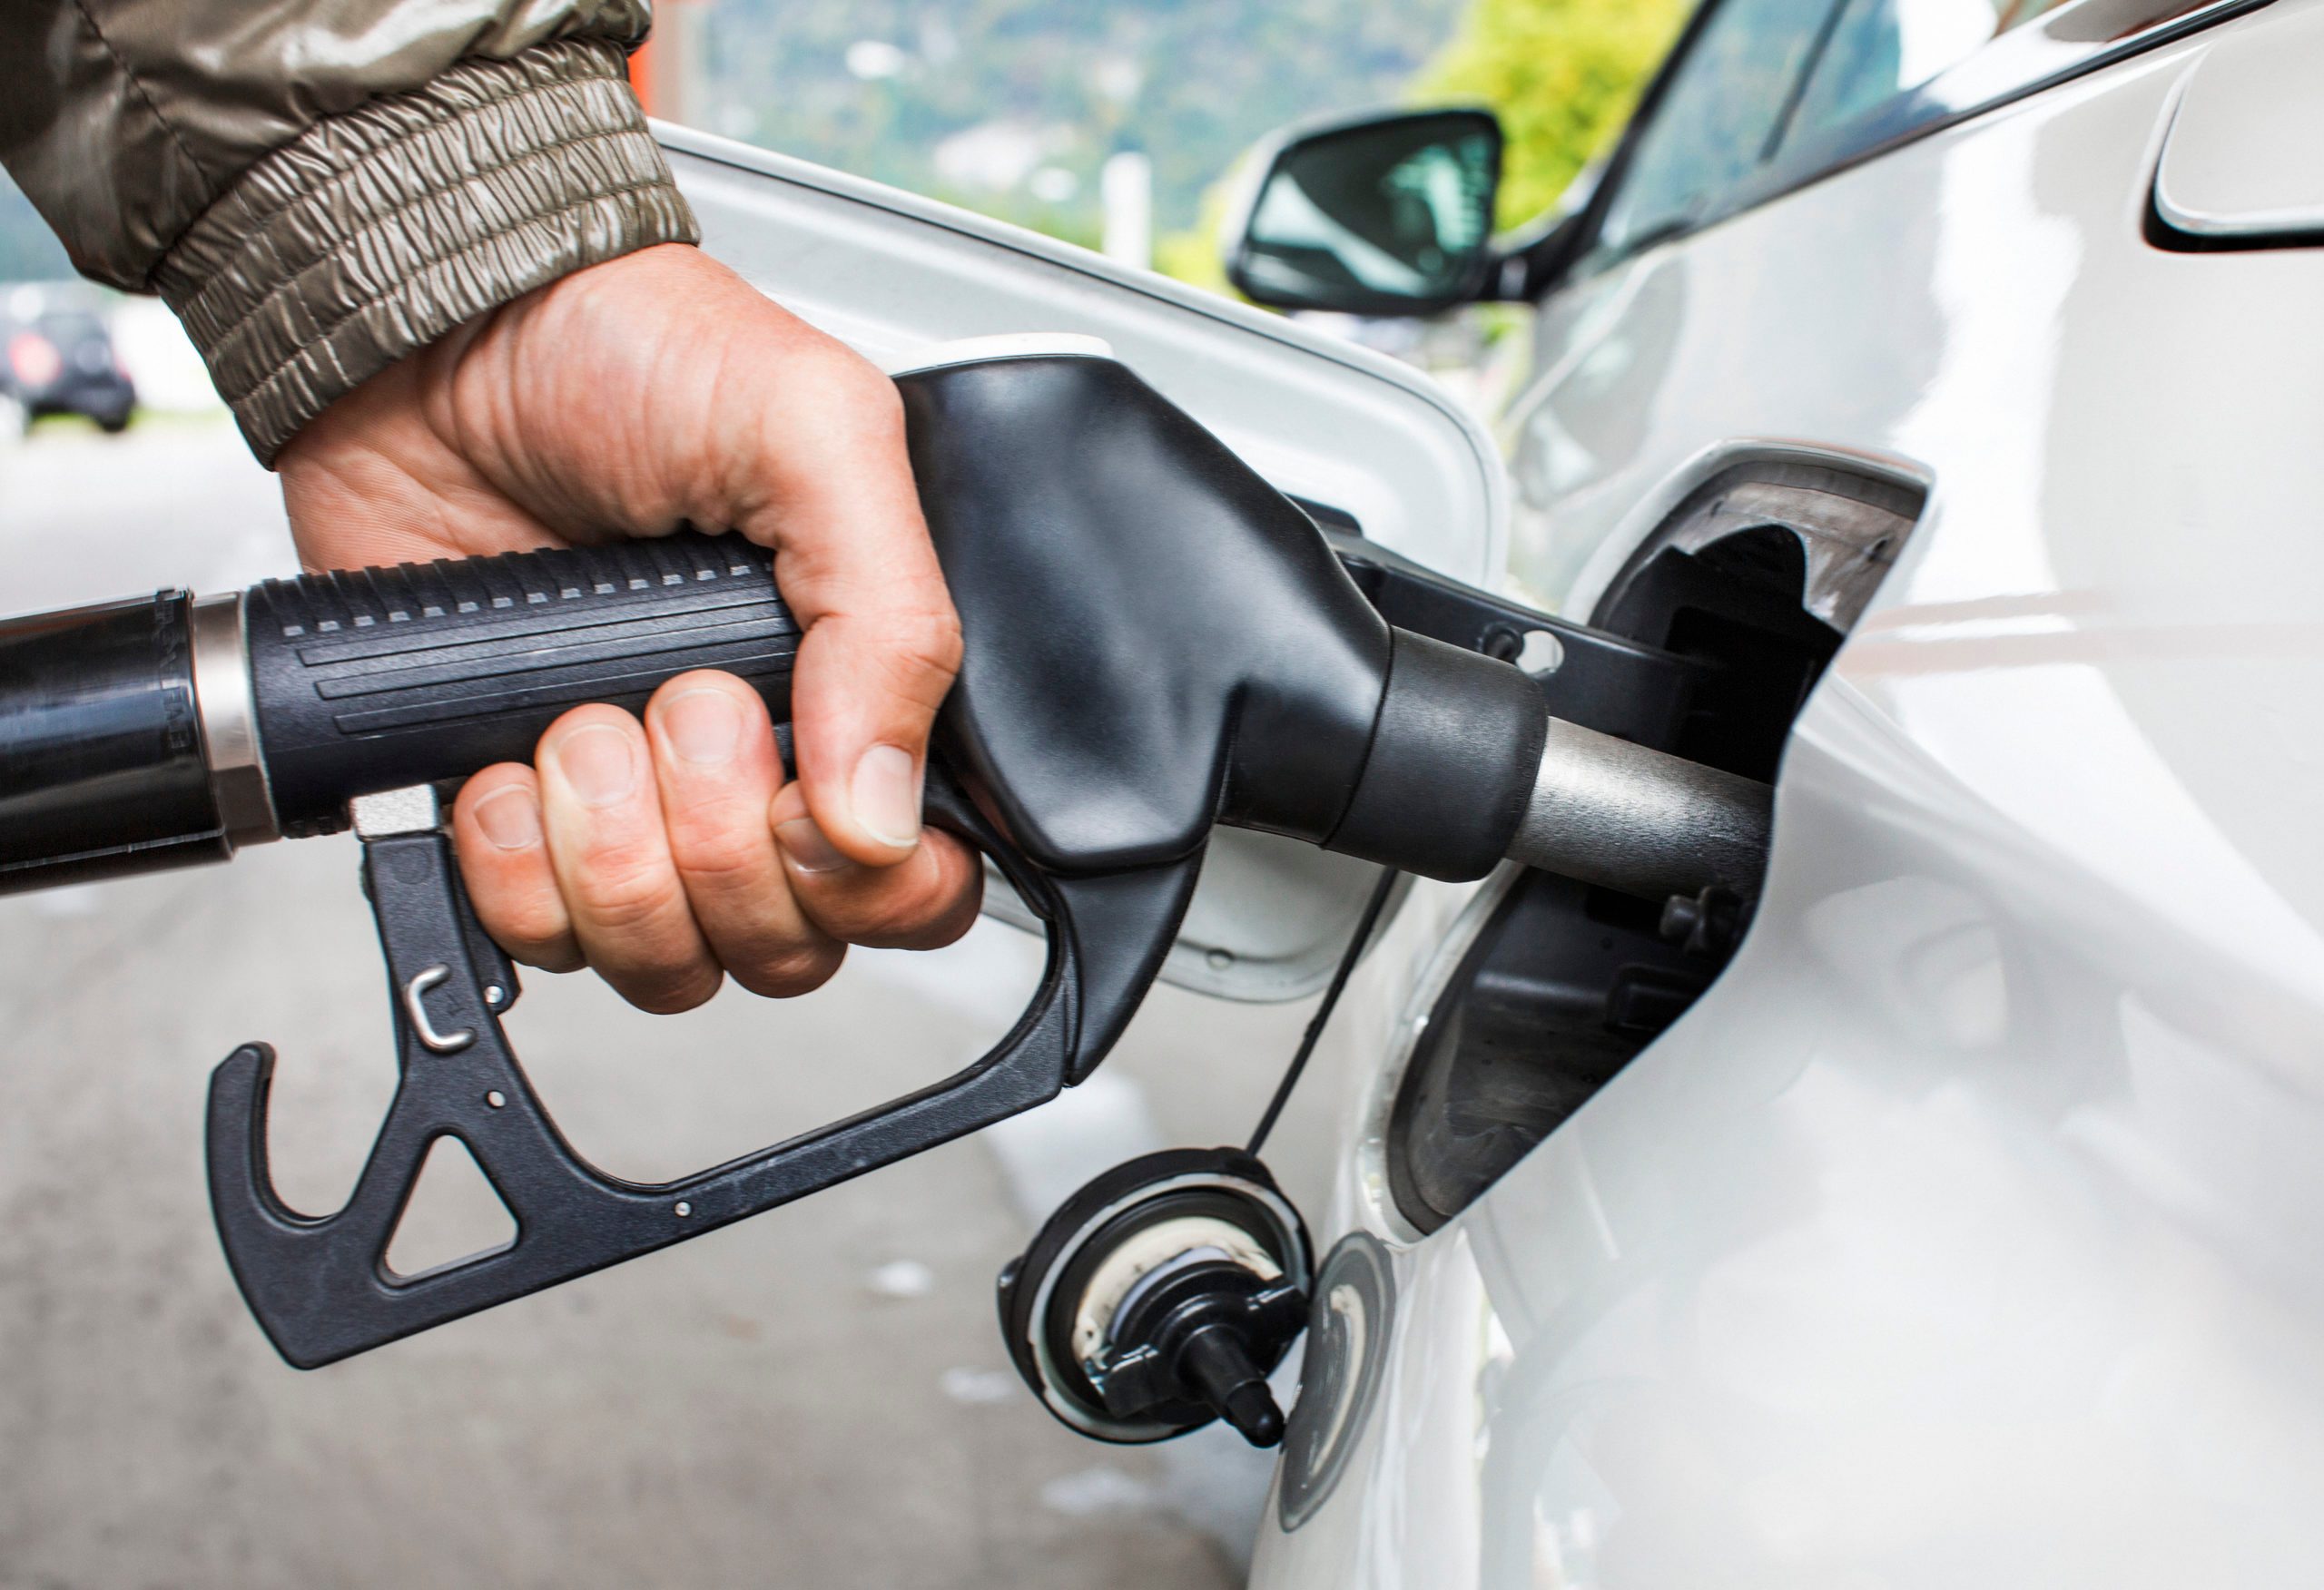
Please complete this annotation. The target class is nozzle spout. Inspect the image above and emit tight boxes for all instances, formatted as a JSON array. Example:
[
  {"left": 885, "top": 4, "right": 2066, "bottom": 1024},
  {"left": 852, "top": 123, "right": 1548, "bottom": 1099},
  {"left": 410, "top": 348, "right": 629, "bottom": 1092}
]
[{"left": 1504, "top": 716, "right": 1774, "bottom": 903}]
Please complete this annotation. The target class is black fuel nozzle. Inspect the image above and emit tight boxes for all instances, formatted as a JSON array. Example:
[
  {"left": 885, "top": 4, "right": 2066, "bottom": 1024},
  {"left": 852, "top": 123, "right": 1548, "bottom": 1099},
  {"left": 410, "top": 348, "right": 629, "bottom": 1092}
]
[{"left": 0, "top": 349, "right": 1773, "bottom": 1372}]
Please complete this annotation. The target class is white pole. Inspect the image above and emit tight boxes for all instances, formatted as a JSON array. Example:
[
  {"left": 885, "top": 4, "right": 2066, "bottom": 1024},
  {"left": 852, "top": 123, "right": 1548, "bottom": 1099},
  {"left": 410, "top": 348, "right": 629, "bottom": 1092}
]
[
  {"left": 1100, "top": 152, "right": 1153, "bottom": 271},
  {"left": 659, "top": 0, "right": 709, "bottom": 126}
]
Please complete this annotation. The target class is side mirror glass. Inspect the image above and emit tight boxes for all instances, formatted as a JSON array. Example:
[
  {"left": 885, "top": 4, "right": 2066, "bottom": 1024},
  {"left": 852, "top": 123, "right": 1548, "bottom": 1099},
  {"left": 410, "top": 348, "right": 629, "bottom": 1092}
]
[{"left": 1226, "top": 109, "right": 1502, "bottom": 318}]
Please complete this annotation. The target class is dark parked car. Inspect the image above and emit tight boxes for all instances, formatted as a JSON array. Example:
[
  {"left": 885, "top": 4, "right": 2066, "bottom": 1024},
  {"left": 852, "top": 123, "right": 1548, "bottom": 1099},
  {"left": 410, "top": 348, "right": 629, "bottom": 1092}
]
[{"left": 3, "top": 289, "right": 134, "bottom": 433}]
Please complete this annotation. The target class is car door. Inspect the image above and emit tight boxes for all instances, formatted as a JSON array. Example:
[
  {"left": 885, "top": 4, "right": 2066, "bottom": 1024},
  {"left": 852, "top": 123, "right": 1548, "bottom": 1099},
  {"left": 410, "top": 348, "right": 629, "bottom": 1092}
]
[{"left": 1255, "top": 0, "right": 2324, "bottom": 1584}]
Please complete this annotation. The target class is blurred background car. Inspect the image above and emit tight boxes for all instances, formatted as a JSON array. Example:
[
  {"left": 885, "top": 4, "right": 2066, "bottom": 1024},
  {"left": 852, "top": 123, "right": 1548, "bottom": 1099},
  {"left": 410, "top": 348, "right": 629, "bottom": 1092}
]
[{"left": 2, "top": 282, "right": 136, "bottom": 434}]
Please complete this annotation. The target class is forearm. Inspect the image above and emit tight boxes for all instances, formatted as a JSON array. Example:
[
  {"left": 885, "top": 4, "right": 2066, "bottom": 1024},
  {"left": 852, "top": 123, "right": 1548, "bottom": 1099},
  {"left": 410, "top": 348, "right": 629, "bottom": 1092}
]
[{"left": 0, "top": 3, "right": 697, "bottom": 461}]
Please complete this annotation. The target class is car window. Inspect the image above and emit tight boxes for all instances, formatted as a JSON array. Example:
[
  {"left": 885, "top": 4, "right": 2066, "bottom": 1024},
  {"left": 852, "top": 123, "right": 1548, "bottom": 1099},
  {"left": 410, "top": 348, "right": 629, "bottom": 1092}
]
[
  {"left": 1595, "top": 0, "right": 1847, "bottom": 257},
  {"left": 1785, "top": 0, "right": 2073, "bottom": 136}
]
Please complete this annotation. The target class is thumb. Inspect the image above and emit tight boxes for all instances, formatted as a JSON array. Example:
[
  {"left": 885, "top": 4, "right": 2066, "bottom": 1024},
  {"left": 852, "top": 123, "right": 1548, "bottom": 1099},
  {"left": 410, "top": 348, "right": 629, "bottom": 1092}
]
[{"left": 738, "top": 357, "right": 960, "bottom": 866}]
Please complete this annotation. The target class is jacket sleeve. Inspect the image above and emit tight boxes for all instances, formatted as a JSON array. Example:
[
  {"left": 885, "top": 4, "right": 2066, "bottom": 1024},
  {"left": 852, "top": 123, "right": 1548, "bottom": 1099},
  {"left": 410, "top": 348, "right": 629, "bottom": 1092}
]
[{"left": 0, "top": 3, "right": 699, "bottom": 463}]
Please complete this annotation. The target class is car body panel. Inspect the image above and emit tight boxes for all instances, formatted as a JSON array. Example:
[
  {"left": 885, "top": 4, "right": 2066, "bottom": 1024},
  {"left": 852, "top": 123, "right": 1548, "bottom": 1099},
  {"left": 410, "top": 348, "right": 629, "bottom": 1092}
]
[
  {"left": 1256, "top": 1, "right": 2324, "bottom": 1583},
  {"left": 2152, "top": 0, "right": 2324, "bottom": 240},
  {"left": 656, "top": 125, "right": 1512, "bottom": 1002}
]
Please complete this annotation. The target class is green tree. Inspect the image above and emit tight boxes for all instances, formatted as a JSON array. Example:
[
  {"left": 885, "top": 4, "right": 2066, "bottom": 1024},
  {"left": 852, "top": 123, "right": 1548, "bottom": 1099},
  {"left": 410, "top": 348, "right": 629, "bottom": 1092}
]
[{"left": 1415, "top": 0, "right": 1689, "bottom": 230}]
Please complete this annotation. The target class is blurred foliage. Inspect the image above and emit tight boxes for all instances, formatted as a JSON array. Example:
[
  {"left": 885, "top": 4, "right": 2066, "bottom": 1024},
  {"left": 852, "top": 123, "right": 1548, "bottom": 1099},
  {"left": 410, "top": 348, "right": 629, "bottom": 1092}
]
[
  {"left": 1157, "top": 0, "right": 1691, "bottom": 295},
  {"left": 1, "top": 1, "right": 1690, "bottom": 299},
  {"left": 700, "top": 0, "right": 1464, "bottom": 237},
  {"left": 1414, "top": 0, "right": 1690, "bottom": 229},
  {"left": 1153, "top": 179, "right": 1235, "bottom": 295}
]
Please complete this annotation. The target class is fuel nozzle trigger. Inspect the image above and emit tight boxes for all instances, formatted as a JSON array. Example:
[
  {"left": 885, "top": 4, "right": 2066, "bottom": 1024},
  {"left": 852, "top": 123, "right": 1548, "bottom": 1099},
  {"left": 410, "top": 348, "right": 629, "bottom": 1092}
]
[{"left": 206, "top": 778, "right": 1202, "bottom": 1369}]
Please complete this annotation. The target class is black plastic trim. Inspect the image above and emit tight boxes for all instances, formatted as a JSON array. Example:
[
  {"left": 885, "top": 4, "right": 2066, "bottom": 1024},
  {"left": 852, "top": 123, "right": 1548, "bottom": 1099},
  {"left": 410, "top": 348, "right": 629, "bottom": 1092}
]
[{"left": 2144, "top": 188, "right": 2324, "bottom": 252}]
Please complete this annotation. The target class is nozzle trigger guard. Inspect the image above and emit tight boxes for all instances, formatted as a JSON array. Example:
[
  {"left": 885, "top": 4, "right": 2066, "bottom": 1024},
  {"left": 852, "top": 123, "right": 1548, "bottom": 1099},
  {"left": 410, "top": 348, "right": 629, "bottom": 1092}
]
[{"left": 205, "top": 774, "right": 1200, "bottom": 1369}]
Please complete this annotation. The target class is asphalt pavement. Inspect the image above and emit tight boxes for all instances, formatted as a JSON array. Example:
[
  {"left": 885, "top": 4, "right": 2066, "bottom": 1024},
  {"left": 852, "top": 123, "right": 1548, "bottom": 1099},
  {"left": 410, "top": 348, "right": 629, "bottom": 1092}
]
[{"left": 0, "top": 415, "right": 1356, "bottom": 1588}]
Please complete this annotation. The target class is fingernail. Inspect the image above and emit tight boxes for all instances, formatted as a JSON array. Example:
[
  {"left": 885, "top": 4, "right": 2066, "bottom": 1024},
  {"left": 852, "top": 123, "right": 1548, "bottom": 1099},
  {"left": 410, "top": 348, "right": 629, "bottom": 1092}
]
[
  {"left": 850, "top": 744, "right": 921, "bottom": 849},
  {"left": 556, "top": 722, "right": 636, "bottom": 808},
  {"left": 473, "top": 786, "right": 541, "bottom": 850},
  {"left": 776, "top": 817, "right": 852, "bottom": 874},
  {"left": 662, "top": 688, "right": 743, "bottom": 765}
]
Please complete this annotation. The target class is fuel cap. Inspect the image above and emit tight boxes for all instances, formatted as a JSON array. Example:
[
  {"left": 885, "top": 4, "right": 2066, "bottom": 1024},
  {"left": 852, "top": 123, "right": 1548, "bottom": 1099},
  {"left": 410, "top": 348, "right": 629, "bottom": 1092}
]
[{"left": 997, "top": 1147, "right": 1311, "bottom": 1446}]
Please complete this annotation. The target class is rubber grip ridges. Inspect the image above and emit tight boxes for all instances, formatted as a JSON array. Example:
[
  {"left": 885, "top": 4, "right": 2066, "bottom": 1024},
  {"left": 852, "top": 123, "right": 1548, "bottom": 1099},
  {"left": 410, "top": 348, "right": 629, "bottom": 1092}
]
[{"left": 246, "top": 532, "right": 798, "bottom": 833}]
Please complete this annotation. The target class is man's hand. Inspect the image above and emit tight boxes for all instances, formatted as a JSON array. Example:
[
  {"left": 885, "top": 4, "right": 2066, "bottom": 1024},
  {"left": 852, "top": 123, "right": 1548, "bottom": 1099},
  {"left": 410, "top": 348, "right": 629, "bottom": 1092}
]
[{"left": 277, "top": 244, "right": 981, "bottom": 1011}]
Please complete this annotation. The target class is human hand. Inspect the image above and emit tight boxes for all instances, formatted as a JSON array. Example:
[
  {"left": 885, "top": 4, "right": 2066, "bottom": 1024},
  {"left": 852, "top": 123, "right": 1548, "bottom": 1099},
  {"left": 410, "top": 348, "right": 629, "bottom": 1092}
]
[{"left": 276, "top": 244, "right": 980, "bottom": 1011}]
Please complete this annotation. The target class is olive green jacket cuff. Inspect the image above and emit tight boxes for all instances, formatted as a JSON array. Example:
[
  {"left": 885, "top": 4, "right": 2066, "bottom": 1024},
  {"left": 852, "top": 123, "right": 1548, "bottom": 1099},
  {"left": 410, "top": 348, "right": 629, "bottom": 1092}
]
[{"left": 153, "top": 39, "right": 698, "bottom": 465}]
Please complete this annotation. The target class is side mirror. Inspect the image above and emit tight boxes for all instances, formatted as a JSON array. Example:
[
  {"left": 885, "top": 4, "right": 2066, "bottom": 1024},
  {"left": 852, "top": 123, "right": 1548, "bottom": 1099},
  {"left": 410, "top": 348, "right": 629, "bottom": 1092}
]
[{"left": 1225, "top": 108, "right": 1503, "bottom": 318}]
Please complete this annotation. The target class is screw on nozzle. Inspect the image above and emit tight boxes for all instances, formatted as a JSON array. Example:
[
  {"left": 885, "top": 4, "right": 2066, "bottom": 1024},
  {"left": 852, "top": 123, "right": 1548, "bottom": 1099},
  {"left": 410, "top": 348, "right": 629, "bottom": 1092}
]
[
  {"left": 1660, "top": 884, "right": 1748, "bottom": 959},
  {"left": 1177, "top": 1324, "right": 1286, "bottom": 1448}
]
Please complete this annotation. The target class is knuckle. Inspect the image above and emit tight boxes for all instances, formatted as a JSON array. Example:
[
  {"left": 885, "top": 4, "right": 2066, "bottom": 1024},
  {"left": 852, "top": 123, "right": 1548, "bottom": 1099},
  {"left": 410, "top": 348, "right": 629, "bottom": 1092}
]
[
  {"left": 821, "top": 888, "right": 947, "bottom": 949},
  {"left": 476, "top": 903, "right": 573, "bottom": 966},
  {"left": 872, "top": 607, "right": 965, "bottom": 699},
  {"left": 773, "top": 346, "right": 901, "bottom": 442},
  {"left": 666, "top": 823, "right": 771, "bottom": 891},
  {"left": 622, "top": 966, "right": 724, "bottom": 1016},
  {"left": 492, "top": 898, "right": 574, "bottom": 954},
  {"left": 513, "top": 944, "right": 585, "bottom": 976},
  {"left": 827, "top": 354, "right": 903, "bottom": 420},
  {"left": 734, "top": 946, "right": 842, "bottom": 999},
  {"left": 902, "top": 605, "right": 965, "bottom": 672},
  {"left": 915, "top": 898, "right": 979, "bottom": 950},
  {"left": 569, "top": 856, "right": 683, "bottom": 935},
  {"left": 858, "top": 897, "right": 940, "bottom": 946}
]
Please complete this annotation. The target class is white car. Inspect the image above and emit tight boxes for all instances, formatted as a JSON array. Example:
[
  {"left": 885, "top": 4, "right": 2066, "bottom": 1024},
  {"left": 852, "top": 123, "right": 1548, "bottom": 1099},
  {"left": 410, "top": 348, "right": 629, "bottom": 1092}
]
[
  {"left": 1229, "top": 0, "right": 2324, "bottom": 1583},
  {"left": 7, "top": 0, "right": 2296, "bottom": 1576},
  {"left": 668, "top": 0, "right": 2321, "bottom": 1578}
]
